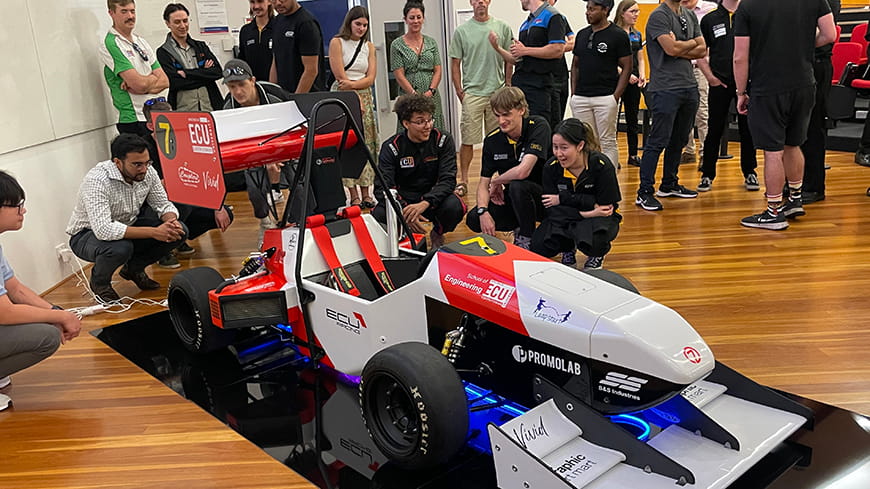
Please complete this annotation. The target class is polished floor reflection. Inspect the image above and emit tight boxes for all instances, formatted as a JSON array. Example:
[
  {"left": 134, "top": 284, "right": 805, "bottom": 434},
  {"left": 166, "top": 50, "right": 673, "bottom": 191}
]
[{"left": 95, "top": 313, "right": 870, "bottom": 489}]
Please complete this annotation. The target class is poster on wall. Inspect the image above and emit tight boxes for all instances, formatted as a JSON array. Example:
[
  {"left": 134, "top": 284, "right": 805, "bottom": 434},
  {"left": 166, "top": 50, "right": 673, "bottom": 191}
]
[{"left": 195, "top": 0, "right": 230, "bottom": 34}]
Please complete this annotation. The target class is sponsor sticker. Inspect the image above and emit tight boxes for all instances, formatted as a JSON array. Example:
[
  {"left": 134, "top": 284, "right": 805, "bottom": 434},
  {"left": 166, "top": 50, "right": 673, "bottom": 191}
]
[
  {"left": 598, "top": 372, "right": 648, "bottom": 401},
  {"left": 512, "top": 345, "right": 583, "bottom": 375},
  {"left": 326, "top": 308, "right": 367, "bottom": 335},
  {"left": 683, "top": 346, "right": 702, "bottom": 364},
  {"left": 533, "top": 298, "right": 572, "bottom": 324},
  {"left": 442, "top": 271, "right": 515, "bottom": 307}
]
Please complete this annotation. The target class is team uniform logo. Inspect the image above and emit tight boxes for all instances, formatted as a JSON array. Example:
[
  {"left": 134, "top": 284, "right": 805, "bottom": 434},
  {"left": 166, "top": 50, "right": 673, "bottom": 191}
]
[{"left": 400, "top": 157, "right": 415, "bottom": 168}]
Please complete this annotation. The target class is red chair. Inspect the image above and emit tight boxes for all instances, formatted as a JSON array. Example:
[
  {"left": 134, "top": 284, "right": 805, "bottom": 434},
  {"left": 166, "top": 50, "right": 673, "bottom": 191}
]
[
  {"left": 836, "top": 25, "right": 842, "bottom": 42},
  {"left": 832, "top": 42, "right": 863, "bottom": 84},
  {"left": 850, "top": 22, "right": 868, "bottom": 64}
]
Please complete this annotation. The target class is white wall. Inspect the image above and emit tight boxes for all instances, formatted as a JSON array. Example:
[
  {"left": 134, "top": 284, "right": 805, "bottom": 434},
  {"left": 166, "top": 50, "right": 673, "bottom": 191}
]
[{"left": 0, "top": 0, "right": 250, "bottom": 293}]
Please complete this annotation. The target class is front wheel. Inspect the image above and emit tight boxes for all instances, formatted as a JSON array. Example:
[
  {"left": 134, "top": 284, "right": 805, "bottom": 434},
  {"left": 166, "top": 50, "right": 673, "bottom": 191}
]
[
  {"left": 360, "top": 342, "right": 469, "bottom": 470},
  {"left": 168, "top": 267, "right": 235, "bottom": 353}
]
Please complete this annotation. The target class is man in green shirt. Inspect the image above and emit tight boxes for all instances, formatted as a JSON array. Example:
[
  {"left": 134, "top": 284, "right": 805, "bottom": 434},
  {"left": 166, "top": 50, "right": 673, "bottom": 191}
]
[{"left": 448, "top": 0, "right": 514, "bottom": 198}]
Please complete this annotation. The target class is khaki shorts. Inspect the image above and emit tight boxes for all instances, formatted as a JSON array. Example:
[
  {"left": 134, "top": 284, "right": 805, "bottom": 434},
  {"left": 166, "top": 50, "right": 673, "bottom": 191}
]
[{"left": 459, "top": 93, "right": 498, "bottom": 146}]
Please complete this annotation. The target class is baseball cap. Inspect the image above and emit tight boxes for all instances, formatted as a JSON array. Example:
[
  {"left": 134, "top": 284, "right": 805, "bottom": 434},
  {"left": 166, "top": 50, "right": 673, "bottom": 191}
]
[
  {"left": 222, "top": 59, "right": 254, "bottom": 83},
  {"left": 586, "top": 0, "right": 614, "bottom": 9}
]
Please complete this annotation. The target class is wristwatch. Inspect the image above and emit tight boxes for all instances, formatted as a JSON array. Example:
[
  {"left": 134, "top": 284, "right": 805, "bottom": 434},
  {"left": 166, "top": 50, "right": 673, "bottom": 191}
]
[
  {"left": 476, "top": 206, "right": 489, "bottom": 216},
  {"left": 426, "top": 87, "right": 437, "bottom": 95}
]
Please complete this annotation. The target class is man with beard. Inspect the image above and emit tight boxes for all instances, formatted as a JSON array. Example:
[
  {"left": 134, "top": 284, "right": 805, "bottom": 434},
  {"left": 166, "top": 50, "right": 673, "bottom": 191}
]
[
  {"left": 100, "top": 0, "right": 169, "bottom": 138},
  {"left": 67, "top": 134, "right": 187, "bottom": 303}
]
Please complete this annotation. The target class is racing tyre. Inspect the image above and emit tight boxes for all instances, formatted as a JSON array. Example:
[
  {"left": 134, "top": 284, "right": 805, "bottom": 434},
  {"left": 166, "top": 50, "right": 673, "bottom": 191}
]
[
  {"left": 168, "top": 267, "right": 235, "bottom": 353},
  {"left": 360, "top": 342, "right": 468, "bottom": 470}
]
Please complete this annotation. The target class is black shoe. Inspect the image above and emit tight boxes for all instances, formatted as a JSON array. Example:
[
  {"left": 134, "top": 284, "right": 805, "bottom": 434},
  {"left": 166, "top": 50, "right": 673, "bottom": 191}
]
[
  {"left": 635, "top": 192, "right": 663, "bottom": 211},
  {"left": 656, "top": 184, "right": 698, "bottom": 198},
  {"left": 866, "top": 187, "right": 870, "bottom": 197},
  {"left": 90, "top": 280, "right": 120, "bottom": 303},
  {"left": 119, "top": 267, "right": 160, "bottom": 290},
  {"left": 781, "top": 198, "right": 805, "bottom": 219},
  {"left": 856, "top": 150, "right": 870, "bottom": 167},
  {"left": 627, "top": 155, "right": 640, "bottom": 167},
  {"left": 741, "top": 208, "right": 788, "bottom": 230},
  {"left": 801, "top": 191, "right": 825, "bottom": 204}
]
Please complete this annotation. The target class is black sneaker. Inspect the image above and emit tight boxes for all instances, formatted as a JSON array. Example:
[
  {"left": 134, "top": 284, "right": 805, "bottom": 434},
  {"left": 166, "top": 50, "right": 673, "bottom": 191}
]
[
  {"left": 561, "top": 251, "right": 577, "bottom": 268},
  {"left": 90, "top": 282, "right": 120, "bottom": 303},
  {"left": 635, "top": 192, "right": 663, "bottom": 211},
  {"left": 656, "top": 184, "right": 698, "bottom": 198},
  {"left": 856, "top": 149, "right": 870, "bottom": 167},
  {"left": 583, "top": 256, "right": 605, "bottom": 270},
  {"left": 697, "top": 177, "right": 712, "bottom": 192},
  {"left": 741, "top": 209, "right": 788, "bottom": 230},
  {"left": 158, "top": 254, "right": 180, "bottom": 269},
  {"left": 175, "top": 242, "right": 196, "bottom": 256},
  {"left": 781, "top": 198, "right": 805, "bottom": 219},
  {"left": 119, "top": 266, "right": 161, "bottom": 290},
  {"left": 627, "top": 155, "right": 640, "bottom": 167},
  {"left": 744, "top": 174, "right": 760, "bottom": 191}
]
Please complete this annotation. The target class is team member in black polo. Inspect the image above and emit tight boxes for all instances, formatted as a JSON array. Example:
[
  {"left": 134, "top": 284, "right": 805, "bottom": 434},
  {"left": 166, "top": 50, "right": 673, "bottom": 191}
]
[
  {"left": 501, "top": 0, "right": 566, "bottom": 124},
  {"left": 270, "top": 0, "right": 325, "bottom": 93},
  {"left": 238, "top": 0, "right": 275, "bottom": 82},
  {"left": 695, "top": 0, "right": 757, "bottom": 193},
  {"left": 373, "top": 94, "right": 464, "bottom": 249},
  {"left": 466, "top": 87, "right": 550, "bottom": 250},
  {"left": 532, "top": 118, "right": 621, "bottom": 270}
]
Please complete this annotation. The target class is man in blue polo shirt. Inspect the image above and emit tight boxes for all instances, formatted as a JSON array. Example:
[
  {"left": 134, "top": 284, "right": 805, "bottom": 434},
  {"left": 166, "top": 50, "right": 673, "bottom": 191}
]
[{"left": 493, "top": 0, "right": 566, "bottom": 124}]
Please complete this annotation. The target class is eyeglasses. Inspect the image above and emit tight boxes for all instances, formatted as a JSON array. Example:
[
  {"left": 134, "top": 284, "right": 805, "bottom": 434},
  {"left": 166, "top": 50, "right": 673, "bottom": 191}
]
[
  {"left": 144, "top": 97, "right": 166, "bottom": 106},
  {"left": 131, "top": 42, "right": 149, "bottom": 62},
  {"left": 223, "top": 66, "right": 251, "bottom": 78},
  {"left": 127, "top": 160, "right": 153, "bottom": 169},
  {"left": 408, "top": 117, "right": 434, "bottom": 126},
  {"left": 1, "top": 200, "right": 25, "bottom": 215}
]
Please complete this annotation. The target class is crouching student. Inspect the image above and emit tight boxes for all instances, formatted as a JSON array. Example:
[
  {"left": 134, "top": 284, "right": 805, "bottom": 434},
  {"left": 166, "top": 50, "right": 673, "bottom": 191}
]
[{"left": 531, "top": 118, "right": 621, "bottom": 269}]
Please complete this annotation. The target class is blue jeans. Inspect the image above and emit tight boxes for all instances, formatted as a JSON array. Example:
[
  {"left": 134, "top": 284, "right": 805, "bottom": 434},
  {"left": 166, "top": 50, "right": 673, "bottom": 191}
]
[
  {"left": 638, "top": 89, "right": 699, "bottom": 195},
  {"left": 69, "top": 216, "right": 188, "bottom": 287}
]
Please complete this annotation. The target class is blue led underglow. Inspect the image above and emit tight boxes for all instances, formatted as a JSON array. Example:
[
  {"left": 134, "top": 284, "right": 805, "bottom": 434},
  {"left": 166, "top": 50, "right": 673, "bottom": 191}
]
[
  {"left": 610, "top": 414, "right": 652, "bottom": 441},
  {"left": 236, "top": 338, "right": 283, "bottom": 356},
  {"left": 274, "top": 323, "right": 293, "bottom": 334},
  {"left": 463, "top": 382, "right": 528, "bottom": 417}
]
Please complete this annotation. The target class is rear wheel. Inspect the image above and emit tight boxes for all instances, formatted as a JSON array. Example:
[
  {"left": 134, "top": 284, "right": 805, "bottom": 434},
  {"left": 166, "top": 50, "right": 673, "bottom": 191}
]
[
  {"left": 360, "top": 342, "right": 468, "bottom": 470},
  {"left": 168, "top": 267, "right": 235, "bottom": 353}
]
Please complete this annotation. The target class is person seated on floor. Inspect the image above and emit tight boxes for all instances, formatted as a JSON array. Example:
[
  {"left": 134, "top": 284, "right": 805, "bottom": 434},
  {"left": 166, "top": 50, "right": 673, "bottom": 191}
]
[
  {"left": 0, "top": 170, "right": 81, "bottom": 411},
  {"left": 465, "top": 86, "right": 551, "bottom": 249},
  {"left": 372, "top": 93, "right": 464, "bottom": 249},
  {"left": 140, "top": 98, "right": 234, "bottom": 269},
  {"left": 531, "top": 118, "right": 622, "bottom": 270},
  {"left": 221, "top": 59, "right": 291, "bottom": 243},
  {"left": 66, "top": 134, "right": 187, "bottom": 303}
]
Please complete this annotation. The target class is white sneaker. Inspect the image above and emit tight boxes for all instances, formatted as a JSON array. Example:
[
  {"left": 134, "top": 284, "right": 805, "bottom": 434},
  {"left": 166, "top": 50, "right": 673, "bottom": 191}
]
[
  {"left": 270, "top": 189, "right": 285, "bottom": 203},
  {"left": 0, "top": 393, "right": 10, "bottom": 411},
  {"left": 0, "top": 376, "right": 10, "bottom": 389}
]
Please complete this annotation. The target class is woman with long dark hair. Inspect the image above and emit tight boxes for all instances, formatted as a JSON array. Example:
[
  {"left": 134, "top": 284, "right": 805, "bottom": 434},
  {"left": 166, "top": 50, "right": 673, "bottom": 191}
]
[
  {"left": 615, "top": 0, "right": 645, "bottom": 167},
  {"left": 329, "top": 6, "right": 379, "bottom": 208},
  {"left": 531, "top": 119, "right": 622, "bottom": 270}
]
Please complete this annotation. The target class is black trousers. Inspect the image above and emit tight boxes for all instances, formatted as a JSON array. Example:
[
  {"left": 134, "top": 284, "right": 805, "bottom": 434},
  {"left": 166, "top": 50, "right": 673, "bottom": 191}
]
[
  {"left": 116, "top": 122, "right": 151, "bottom": 139},
  {"left": 513, "top": 71, "right": 555, "bottom": 128},
  {"left": 861, "top": 116, "right": 870, "bottom": 152},
  {"left": 465, "top": 180, "right": 544, "bottom": 238},
  {"left": 550, "top": 66, "right": 570, "bottom": 133},
  {"left": 621, "top": 83, "right": 642, "bottom": 157},
  {"left": 700, "top": 84, "right": 757, "bottom": 180},
  {"left": 801, "top": 56, "right": 833, "bottom": 193},
  {"left": 372, "top": 193, "right": 465, "bottom": 235},
  {"left": 69, "top": 217, "right": 188, "bottom": 287}
]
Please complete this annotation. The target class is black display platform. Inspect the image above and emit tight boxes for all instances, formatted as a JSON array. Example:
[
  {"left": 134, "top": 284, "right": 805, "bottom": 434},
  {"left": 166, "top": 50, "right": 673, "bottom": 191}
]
[{"left": 94, "top": 312, "right": 870, "bottom": 489}]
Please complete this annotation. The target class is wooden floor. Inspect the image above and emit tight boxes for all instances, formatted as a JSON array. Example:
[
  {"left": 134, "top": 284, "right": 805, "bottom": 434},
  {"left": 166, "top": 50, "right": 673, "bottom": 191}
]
[{"left": 2, "top": 142, "right": 870, "bottom": 487}]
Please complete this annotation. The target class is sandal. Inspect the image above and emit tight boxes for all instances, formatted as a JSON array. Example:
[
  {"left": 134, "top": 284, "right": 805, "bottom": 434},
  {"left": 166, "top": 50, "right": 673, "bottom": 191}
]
[
  {"left": 349, "top": 197, "right": 362, "bottom": 207},
  {"left": 455, "top": 182, "right": 468, "bottom": 197},
  {"left": 361, "top": 197, "right": 376, "bottom": 209}
]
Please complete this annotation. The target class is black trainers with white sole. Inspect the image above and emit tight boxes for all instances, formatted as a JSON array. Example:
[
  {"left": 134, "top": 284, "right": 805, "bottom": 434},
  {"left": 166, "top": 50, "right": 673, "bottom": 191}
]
[
  {"left": 635, "top": 192, "right": 663, "bottom": 211},
  {"left": 781, "top": 198, "right": 805, "bottom": 219},
  {"left": 741, "top": 209, "right": 788, "bottom": 230},
  {"left": 656, "top": 184, "right": 698, "bottom": 198}
]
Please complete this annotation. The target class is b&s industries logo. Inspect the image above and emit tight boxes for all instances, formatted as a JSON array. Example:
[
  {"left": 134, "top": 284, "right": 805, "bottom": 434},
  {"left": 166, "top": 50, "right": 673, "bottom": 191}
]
[
  {"left": 597, "top": 372, "right": 648, "bottom": 401},
  {"left": 511, "top": 345, "right": 582, "bottom": 375}
]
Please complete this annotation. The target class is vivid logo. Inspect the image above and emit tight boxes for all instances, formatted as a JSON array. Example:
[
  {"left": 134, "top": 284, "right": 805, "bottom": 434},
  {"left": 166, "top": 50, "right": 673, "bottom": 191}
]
[{"left": 326, "top": 308, "right": 367, "bottom": 335}]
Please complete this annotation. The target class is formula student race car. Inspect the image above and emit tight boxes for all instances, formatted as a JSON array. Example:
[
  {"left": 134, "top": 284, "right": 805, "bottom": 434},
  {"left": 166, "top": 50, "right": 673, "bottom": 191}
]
[{"left": 161, "top": 95, "right": 814, "bottom": 489}]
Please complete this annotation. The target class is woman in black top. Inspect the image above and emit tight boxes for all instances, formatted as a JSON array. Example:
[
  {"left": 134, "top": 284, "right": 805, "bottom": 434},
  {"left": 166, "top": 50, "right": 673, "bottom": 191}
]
[
  {"left": 615, "top": 0, "right": 645, "bottom": 167},
  {"left": 531, "top": 119, "right": 622, "bottom": 270}
]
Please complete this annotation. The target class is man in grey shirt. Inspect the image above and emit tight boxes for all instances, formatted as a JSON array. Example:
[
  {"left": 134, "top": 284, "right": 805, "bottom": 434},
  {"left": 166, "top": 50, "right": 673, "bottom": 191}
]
[{"left": 635, "top": 0, "right": 706, "bottom": 212}]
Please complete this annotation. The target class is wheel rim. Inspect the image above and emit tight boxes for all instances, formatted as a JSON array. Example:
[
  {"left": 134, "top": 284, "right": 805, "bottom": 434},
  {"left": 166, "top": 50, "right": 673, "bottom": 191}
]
[
  {"left": 168, "top": 287, "right": 199, "bottom": 345},
  {"left": 366, "top": 372, "right": 420, "bottom": 457}
]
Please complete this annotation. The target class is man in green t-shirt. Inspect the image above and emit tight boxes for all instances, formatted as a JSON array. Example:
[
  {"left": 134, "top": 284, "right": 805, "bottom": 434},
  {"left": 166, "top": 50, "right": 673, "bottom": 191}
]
[{"left": 448, "top": 0, "right": 514, "bottom": 199}]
